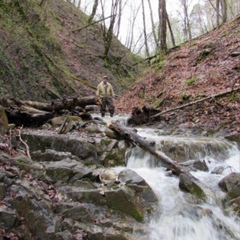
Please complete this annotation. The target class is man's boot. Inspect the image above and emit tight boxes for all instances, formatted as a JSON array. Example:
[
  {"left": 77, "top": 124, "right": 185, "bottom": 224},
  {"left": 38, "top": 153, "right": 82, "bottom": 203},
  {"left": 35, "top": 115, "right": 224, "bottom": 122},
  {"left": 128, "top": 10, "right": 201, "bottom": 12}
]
[
  {"left": 101, "top": 112, "right": 105, "bottom": 117},
  {"left": 110, "top": 112, "right": 114, "bottom": 117}
]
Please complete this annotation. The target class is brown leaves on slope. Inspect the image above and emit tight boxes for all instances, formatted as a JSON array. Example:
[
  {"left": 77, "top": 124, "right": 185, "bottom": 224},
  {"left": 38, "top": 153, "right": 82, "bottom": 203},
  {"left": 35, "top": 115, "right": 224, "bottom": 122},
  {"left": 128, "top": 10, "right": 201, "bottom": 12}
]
[{"left": 116, "top": 17, "right": 240, "bottom": 135}]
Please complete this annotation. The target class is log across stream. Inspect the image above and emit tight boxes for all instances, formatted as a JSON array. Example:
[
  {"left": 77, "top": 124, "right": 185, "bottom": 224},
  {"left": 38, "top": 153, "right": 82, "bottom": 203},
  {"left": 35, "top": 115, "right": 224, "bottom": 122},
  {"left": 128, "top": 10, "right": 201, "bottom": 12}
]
[{"left": 110, "top": 120, "right": 240, "bottom": 240}]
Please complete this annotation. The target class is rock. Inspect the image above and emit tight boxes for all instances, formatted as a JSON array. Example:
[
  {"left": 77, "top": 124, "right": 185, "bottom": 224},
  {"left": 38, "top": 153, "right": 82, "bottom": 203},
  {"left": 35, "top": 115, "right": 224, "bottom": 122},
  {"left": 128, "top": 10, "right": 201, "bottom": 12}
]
[
  {"left": 55, "top": 230, "right": 73, "bottom": 240},
  {"left": 22, "top": 133, "right": 99, "bottom": 165},
  {"left": 0, "top": 206, "right": 18, "bottom": 229},
  {"left": 118, "top": 169, "right": 146, "bottom": 185},
  {"left": 180, "top": 159, "right": 209, "bottom": 172},
  {"left": 31, "top": 149, "right": 73, "bottom": 162},
  {"left": 179, "top": 173, "right": 211, "bottom": 199},
  {"left": 44, "top": 159, "right": 93, "bottom": 183},
  {"left": 225, "top": 133, "right": 240, "bottom": 145},
  {"left": 218, "top": 172, "right": 240, "bottom": 199},
  {"left": 63, "top": 182, "right": 156, "bottom": 222},
  {"left": 0, "top": 183, "right": 6, "bottom": 200},
  {"left": 9, "top": 184, "right": 61, "bottom": 240},
  {"left": 0, "top": 106, "right": 9, "bottom": 134}
]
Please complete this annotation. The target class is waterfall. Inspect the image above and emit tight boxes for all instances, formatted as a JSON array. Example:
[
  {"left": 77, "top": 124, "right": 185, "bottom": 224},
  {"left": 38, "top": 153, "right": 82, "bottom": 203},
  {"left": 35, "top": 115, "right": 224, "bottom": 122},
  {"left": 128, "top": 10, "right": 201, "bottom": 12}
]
[{"left": 126, "top": 128, "right": 240, "bottom": 240}]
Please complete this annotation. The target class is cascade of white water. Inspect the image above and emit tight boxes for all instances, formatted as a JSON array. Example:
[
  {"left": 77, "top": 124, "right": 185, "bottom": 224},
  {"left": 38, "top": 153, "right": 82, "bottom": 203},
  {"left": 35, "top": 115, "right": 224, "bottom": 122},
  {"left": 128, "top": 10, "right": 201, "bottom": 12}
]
[{"left": 126, "top": 128, "right": 240, "bottom": 240}]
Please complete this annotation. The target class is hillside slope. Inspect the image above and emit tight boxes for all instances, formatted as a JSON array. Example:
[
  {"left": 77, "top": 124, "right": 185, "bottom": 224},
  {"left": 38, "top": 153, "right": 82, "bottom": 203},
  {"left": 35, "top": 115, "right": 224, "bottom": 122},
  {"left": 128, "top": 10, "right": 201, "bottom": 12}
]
[
  {"left": 0, "top": 0, "right": 143, "bottom": 101},
  {"left": 116, "top": 16, "right": 240, "bottom": 136}
]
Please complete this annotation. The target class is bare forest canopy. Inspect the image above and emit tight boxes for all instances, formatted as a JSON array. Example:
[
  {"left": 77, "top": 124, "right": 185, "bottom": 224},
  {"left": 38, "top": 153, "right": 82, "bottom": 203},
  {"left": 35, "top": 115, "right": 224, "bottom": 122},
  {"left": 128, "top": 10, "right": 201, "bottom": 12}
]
[{"left": 68, "top": 0, "right": 240, "bottom": 56}]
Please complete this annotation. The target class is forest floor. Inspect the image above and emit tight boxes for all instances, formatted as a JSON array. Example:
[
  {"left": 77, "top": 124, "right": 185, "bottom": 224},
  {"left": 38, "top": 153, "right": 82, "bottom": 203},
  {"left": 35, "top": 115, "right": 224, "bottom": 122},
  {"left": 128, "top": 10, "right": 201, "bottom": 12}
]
[{"left": 115, "top": 16, "right": 240, "bottom": 137}]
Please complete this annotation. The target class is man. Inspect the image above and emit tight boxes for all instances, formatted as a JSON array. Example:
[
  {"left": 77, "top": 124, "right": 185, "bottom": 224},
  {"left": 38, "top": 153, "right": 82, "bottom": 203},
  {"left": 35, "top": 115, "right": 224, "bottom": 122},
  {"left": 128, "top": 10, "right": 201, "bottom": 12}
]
[{"left": 96, "top": 76, "right": 115, "bottom": 117}]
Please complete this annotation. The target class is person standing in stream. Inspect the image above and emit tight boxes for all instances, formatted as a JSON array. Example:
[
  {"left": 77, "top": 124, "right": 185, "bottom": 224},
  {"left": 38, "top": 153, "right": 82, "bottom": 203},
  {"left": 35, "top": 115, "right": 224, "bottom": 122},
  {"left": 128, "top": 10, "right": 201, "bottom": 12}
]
[{"left": 96, "top": 76, "right": 115, "bottom": 117}]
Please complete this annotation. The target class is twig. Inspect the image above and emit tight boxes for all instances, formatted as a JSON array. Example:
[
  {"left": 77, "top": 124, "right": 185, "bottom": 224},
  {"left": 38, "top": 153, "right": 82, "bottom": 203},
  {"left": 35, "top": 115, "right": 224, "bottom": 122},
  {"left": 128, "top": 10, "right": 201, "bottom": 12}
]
[
  {"left": 151, "top": 87, "right": 240, "bottom": 119},
  {"left": 16, "top": 126, "right": 31, "bottom": 160}
]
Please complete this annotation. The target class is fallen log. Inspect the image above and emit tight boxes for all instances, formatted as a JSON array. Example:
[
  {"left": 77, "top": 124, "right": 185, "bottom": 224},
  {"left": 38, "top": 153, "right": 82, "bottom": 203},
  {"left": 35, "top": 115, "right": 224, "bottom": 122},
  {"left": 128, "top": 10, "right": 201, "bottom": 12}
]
[
  {"left": 108, "top": 120, "right": 184, "bottom": 175},
  {"left": 0, "top": 96, "right": 101, "bottom": 127},
  {"left": 1, "top": 96, "right": 100, "bottom": 112},
  {"left": 151, "top": 87, "right": 240, "bottom": 119},
  {"left": 108, "top": 120, "right": 215, "bottom": 199}
]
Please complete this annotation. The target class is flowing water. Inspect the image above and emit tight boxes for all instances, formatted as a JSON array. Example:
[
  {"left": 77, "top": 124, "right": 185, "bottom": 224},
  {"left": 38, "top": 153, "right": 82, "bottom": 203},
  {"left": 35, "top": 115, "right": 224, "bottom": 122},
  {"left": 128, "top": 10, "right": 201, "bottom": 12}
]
[
  {"left": 126, "top": 128, "right": 240, "bottom": 240},
  {"left": 100, "top": 114, "right": 240, "bottom": 239}
]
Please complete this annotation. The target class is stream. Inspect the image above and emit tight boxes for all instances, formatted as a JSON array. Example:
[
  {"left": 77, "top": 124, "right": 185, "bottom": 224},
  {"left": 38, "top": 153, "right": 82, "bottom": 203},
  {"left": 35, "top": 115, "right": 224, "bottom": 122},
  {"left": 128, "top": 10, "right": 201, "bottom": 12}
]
[{"left": 106, "top": 114, "right": 240, "bottom": 240}]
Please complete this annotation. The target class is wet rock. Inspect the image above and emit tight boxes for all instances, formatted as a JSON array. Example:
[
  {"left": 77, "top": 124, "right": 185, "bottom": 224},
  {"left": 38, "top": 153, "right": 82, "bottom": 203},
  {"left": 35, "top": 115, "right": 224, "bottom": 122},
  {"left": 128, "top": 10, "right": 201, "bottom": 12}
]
[
  {"left": 218, "top": 172, "right": 240, "bottom": 199},
  {"left": 179, "top": 173, "right": 212, "bottom": 199},
  {"left": 22, "top": 133, "right": 99, "bottom": 165},
  {"left": 211, "top": 165, "right": 232, "bottom": 174},
  {"left": 9, "top": 184, "right": 61, "bottom": 240},
  {"left": 229, "top": 196, "right": 240, "bottom": 215},
  {"left": 31, "top": 149, "right": 73, "bottom": 162},
  {"left": 0, "top": 207, "right": 18, "bottom": 229},
  {"left": 0, "top": 183, "right": 6, "bottom": 200},
  {"left": 118, "top": 169, "right": 158, "bottom": 213},
  {"left": 118, "top": 169, "right": 146, "bottom": 185},
  {"left": 44, "top": 159, "right": 93, "bottom": 183},
  {"left": 180, "top": 159, "right": 209, "bottom": 172},
  {"left": 225, "top": 133, "right": 240, "bottom": 145},
  {"left": 97, "top": 138, "right": 128, "bottom": 167},
  {"left": 62, "top": 184, "right": 152, "bottom": 222},
  {"left": 55, "top": 230, "right": 73, "bottom": 240}
]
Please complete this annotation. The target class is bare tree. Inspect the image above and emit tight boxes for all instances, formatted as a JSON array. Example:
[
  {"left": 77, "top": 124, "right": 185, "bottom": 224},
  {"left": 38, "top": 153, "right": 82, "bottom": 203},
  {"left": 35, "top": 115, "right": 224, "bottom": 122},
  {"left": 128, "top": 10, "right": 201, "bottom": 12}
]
[
  {"left": 77, "top": 0, "right": 81, "bottom": 9},
  {"left": 208, "top": 0, "right": 228, "bottom": 26},
  {"left": 125, "top": 3, "right": 141, "bottom": 51},
  {"left": 87, "top": 0, "right": 99, "bottom": 24},
  {"left": 158, "top": 0, "right": 167, "bottom": 52},
  {"left": 179, "top": 0, "right": 192, "bottom": 41},
  {"left": 147, "top": 0, "right": 159, "bottom": 51},
  {"left": 141, "top": 0, "right": 150, "bottom": 58},
  {"left": 166, "top": 14, "right": 176, "bottom": 48},
  {"left": 221, "top": 0, "right": 227, "bottom": 23},
  {"left": 99, "top": 0, "right": 120, "bottom": 58}
]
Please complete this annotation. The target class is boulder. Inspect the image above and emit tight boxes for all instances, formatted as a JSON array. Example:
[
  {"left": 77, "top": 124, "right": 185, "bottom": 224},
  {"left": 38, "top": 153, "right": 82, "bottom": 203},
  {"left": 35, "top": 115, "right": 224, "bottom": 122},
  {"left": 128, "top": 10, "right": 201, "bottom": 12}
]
[
  {"left": 179, "top": 173, "right": 214, "bottom": 199},
  {"left": 44, "top": 159, "right": 93, "bottom": 183},
  {"left": 9, "top": 184, "right": 61, "bottom": 240},
  {"left": 0, "top": 206, "right": 18, "bottom": 229},
  {"left": 218, "top": 172, "right": 240, "bottom": 199}
]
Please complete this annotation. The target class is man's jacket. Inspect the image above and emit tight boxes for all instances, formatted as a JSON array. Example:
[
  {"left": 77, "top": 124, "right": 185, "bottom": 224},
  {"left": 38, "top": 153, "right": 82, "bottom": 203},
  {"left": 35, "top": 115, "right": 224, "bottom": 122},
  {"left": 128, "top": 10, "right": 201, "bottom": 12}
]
[{"left": 96, "top": 81, "right": 115, "bottom": 98}]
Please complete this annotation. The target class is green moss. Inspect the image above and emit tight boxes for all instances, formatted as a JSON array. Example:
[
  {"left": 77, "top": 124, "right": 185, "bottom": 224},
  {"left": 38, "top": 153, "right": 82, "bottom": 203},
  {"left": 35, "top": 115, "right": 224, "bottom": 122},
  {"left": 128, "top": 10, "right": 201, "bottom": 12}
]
[
  {"left": 147, "top": 96, "right": 155, "bottom": 103},
  {"left": 197, "top": 48, "right": 213, "bottom": 62},
  {"left": 222, "top": 31, "right": 230, "bottom": 37},
  {"left": 189, "top": 42, "right": 197, "bottom": 47},
  {"left": 152, "top": 99, "right": 163, "bottom": 109},
  {"left": 182, "top": 94, "right": 191, "bottom": 100},
  {"left": 186, "top": 76, "right": 197, "bottom": 85}
]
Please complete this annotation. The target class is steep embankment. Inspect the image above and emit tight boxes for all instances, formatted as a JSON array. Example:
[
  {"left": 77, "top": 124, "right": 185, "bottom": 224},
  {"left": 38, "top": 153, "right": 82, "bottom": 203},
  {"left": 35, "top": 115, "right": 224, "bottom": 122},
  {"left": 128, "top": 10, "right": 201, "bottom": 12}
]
[
  {"left": 0, "top": 0, "right": 142, "bottom": 101},
  {"left": 116, "top": 16, "right": 240, "bottom": 136}
]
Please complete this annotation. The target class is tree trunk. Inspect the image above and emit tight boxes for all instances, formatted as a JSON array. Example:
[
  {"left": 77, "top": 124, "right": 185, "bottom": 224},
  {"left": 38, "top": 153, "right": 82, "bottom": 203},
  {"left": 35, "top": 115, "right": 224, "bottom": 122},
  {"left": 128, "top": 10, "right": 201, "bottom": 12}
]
[
  {"left": 147, "top": 0, "right": 159, "bottom": 51},
  {"left": 221, "top": 0, "right": 227, "bottom": 23},
  {"left": 158, "top": 0, "right": 167, "bottom": 52},
  {"left": 141, "top": 0, "right": 150, "bottom": 58},
  {"left": 166, "top": 13, "right": 176, "bottom": 48},
  {"left": 1, "top": 96, "right": 101, "bottom": 127},
  {"left": 88, "top": 0, "right": 99, "bottom": 24}
]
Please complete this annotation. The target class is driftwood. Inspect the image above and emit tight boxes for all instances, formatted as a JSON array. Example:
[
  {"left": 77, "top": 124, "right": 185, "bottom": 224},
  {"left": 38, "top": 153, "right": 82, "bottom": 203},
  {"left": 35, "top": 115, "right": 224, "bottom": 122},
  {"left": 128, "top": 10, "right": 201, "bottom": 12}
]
[
  {"left": 1, "top": 96, "right": 101, "bottom": 127},
  {"left": 151, "top": 87, "right": 240, "bottom": 119},
  {"left": 108, "top": 120, "right": 215, "bottom": 198},
  {"left": 108, "top": 120, "right": 185, "bottom": 175}
]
